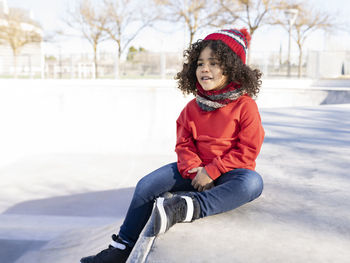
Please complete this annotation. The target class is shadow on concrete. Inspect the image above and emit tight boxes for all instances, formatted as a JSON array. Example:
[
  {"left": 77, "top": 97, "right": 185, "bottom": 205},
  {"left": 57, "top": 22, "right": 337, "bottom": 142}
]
[
  {"left": 260, "top": 181, "right": 350, "bottom": 239},
  {"left": 3, "top": 187, "right": 135, "bottom": 217},
  {"left": 321, "top": 90, "right": 350, "bottom": 105},
  {"left": 0, "top": 239, "right": 47, "bottom": 263},
  {"left": 2, "top": 188, "right": 135, "bottom": 263},
  {"left": 261, "top": 107, "right": 350, "bottom": 151}
]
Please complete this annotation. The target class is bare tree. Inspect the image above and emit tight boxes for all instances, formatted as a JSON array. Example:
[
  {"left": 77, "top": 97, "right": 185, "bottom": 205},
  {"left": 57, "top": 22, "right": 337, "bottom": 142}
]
[
  {"left": 102, "top": 0, "right": 158, "bottom": 59},
  {"left": 220, "top": 0, "right": 283, "bottom": 64},
  {"left": 154, "top": 0, "right": 224, "bottom": 46},
  {"left": 101, "top": 0, "right": 159, "bottom": 77},
  {"left": 0, "top": 8, "right": 42, "bottom": 77},
  {"left": 66, "top": 0, "right": 109, "bottom": 78},
  {"left": 274, "top": 2, "right": 335, "bottom": 77}
]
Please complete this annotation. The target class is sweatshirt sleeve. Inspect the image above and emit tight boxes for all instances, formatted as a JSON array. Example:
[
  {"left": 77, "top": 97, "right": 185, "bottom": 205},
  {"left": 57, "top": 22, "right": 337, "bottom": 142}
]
[
  {"left": 175, "top": 106, "right": 203, "bottom": 179},
  {"left": 204, "top": 99, "right": 265, "bottom": 180}
]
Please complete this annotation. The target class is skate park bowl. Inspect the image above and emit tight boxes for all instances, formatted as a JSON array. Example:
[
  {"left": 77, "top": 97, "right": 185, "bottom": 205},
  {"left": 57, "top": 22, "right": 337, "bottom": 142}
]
[
  {"left": 0, "top": 78, "right": 349, "bottom": 167},
  {"left": 0, "top": 78, "right": 349, "bottom": 262}
]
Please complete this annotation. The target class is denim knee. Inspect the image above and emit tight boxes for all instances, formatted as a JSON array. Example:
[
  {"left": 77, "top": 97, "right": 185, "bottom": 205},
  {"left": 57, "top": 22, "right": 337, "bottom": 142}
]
[
  {"left": 133, "top": 163, "right": 176, "bottom": 202},
  {"left": 219, "top": 168, "right": 264, "bottom": 201},
  {"left": 134, "top": 175, "right": 157, "bottom": 202},
  {"left": 243, "top": 171, "right": 264, "bottom": 201}
]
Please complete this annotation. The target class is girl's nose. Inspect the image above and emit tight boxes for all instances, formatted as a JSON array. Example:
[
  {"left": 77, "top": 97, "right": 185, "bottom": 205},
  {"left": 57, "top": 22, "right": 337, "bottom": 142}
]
[{"left": 201, "top": 64, "right": 209, "bottom": 72}]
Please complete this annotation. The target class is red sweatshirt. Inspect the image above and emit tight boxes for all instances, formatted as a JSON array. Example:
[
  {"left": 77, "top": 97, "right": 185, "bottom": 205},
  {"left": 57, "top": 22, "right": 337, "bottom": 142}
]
[{"left": 175, "top": 95, "right": 264, "bottom": 180}]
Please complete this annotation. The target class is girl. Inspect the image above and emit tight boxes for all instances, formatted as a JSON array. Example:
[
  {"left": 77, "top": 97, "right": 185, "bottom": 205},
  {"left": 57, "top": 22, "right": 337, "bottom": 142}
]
[{"left": 81, "top": 28, "right": 264, "bottom": 263}]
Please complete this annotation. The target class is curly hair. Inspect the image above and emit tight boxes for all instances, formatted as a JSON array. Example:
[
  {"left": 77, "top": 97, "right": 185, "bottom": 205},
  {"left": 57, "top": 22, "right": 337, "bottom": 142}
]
[{"left": 175, "top": 39, "right": 262, "bottom": 97}]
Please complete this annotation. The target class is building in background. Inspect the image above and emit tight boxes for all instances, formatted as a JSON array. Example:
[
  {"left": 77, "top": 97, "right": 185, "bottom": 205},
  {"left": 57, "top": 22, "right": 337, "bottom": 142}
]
[
  {"left": 0, "top": 0, "right": 43, "bottom": 78},
  {"left": 0, "top": 0, "right": 8, "bottom": 14}
]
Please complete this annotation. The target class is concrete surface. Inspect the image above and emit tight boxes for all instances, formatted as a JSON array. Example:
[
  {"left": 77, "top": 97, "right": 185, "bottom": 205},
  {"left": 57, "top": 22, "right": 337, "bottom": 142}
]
[
  {"left": 1, "top": 78, "right": 350, "bottom": 167},
  {"left": 0, "top": 79, "right": 350, "bottom": 262},
  {"left": 147, "top": 105, "right": 350, "bottom": 263}
]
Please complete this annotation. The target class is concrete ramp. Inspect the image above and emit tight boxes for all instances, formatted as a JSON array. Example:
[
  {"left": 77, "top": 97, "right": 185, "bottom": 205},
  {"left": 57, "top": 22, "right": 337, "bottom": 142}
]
[
  {"left": 15, "top": 195, "right": 350, "bottom": 263},
  {"left": 148, "top": 198, "right": 349, "bottom": 263},
  {"left": 10, "top": 104, "right": 350, "bottom": 263},
  {"left": 15, "top": 224, "right": 121, "bottom": 263}
]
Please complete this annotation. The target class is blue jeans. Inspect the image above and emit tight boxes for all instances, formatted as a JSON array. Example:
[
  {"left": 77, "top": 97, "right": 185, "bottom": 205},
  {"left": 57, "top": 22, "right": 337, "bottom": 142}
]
[{"left": 119, "top": 162, "right": 263, "bottom": 245}]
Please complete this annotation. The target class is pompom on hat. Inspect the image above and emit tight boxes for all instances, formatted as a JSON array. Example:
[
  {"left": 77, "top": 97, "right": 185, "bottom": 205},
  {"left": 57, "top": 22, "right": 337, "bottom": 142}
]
[{"left": 204, "top": 28, "right": 251, "bottom": 64}]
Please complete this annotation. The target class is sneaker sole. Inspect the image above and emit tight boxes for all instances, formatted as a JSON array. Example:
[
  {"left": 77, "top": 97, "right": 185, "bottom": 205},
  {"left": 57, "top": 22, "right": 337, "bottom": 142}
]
[{"left": 154, "top": 197, "right": 167, "bottom": 235}]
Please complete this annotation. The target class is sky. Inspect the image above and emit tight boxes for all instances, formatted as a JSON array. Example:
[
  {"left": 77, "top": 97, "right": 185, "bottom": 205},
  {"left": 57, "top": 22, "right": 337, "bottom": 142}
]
[{"left": 4, "top": 0, "right": 350, "bottom": 58}]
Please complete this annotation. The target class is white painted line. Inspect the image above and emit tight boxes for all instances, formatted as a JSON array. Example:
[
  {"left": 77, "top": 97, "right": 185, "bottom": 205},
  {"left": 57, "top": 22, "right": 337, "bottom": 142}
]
[
  {"left": 156, "top": 197, "right": 167, "bottom": 234},
  {"left": 181, "top": 196, "right": 193, "bottom": 222}
]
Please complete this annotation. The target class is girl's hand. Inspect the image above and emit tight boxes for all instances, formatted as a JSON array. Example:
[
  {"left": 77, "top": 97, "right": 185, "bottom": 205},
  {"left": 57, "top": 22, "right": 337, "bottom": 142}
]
[{"left": 188, "top": 167, "right": 214, "bottom": 192}]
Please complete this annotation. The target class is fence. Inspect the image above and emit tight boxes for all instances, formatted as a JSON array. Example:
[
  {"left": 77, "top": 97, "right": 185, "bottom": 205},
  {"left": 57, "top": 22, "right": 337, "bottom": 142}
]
[
  {"left": 0, "top": 48, "right": 349, "bottom": 79},
  {"left": 43, "top": 51, "right": 183, "bottom": 79}
]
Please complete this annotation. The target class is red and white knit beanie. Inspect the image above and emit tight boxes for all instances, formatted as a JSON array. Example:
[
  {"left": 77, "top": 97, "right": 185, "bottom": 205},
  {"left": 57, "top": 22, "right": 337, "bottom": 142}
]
[{"left": 204, "top": 28, "right": 251, "bottom": 64}]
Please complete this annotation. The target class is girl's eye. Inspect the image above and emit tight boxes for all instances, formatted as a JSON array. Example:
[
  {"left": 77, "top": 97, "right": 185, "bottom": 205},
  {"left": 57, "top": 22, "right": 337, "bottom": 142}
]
[{"left": 197, "top": 63, "right": 203, "bottom": 67}]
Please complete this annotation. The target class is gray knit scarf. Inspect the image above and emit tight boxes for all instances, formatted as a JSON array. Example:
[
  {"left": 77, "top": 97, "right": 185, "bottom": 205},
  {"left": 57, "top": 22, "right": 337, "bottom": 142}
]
[{"left": 196, "top": 82, "right": 245, "bottom": 111}]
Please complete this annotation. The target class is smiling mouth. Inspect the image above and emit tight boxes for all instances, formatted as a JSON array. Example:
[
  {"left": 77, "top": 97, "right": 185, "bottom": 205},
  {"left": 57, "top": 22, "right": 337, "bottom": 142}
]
[{"left": 201, "top": 77, "right": 212, "bottom": 81}]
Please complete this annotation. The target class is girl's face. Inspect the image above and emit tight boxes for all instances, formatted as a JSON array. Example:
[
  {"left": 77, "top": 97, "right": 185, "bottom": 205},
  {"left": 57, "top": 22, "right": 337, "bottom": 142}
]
[{"left": 196, "top": 46, "right": 228, "bottom": 91}]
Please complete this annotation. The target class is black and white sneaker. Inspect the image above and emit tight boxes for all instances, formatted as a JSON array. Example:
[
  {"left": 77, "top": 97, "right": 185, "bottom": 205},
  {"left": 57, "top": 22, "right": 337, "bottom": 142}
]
[
  {"left": 80, "top": 234, "right": 132, "bottom": 263},
  {"left": 153, "top": 195, "right": 200, "bottom": 235}
]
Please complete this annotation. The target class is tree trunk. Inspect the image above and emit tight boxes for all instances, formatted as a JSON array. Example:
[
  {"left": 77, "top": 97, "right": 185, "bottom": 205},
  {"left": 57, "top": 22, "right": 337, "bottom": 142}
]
[
  {"left": 13, "top": 50, "right": 18, "bottom": 78},
  {"left": 14, "top": 56, "right": 18, "bottom": 78},
  {"left": 247, "top": 39, "right": 252, "bottom": 65},
  {"left": 247, "top": 30, "right": 255, "bottom": 66},
  {"left": 93, "top": 44, "right": 98, "bottom": 79},
  {"left": 189, "top": 30, "right": 195, "bottom": 46},
  {"left": 298, "top": 45, "right": 303, "bottom": 78},
  {"left": 114, "top": 42, "right": 122, "bottom": 79}
]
